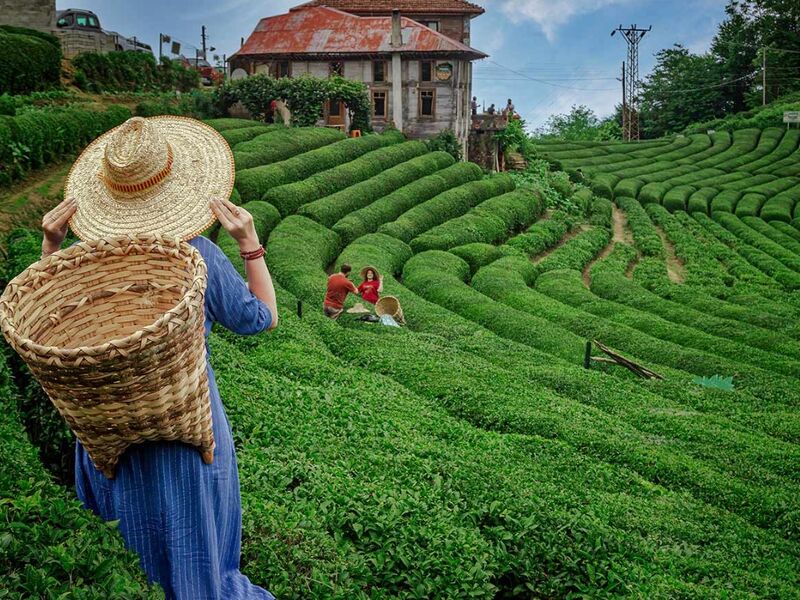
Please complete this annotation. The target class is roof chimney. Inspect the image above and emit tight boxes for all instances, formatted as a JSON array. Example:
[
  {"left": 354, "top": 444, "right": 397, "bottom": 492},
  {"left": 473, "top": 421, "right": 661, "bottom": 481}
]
[{"left": 391, "top": 9, "right": 402, "bottom": 48}]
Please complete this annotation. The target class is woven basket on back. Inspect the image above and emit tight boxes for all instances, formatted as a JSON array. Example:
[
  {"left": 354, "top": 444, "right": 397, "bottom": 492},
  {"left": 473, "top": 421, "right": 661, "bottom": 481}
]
[
  {"left": 375, "top": 295, "right": 404, "bottom": 324},
  {"left": 0, "top": 235, "right": 214, "bottom": 479}
]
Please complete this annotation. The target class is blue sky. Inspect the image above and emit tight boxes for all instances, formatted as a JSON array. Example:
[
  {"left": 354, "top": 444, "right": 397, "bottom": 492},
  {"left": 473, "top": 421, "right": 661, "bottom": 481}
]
[{"left": 58, "top": 0, "right": 728, "bottom": 128}]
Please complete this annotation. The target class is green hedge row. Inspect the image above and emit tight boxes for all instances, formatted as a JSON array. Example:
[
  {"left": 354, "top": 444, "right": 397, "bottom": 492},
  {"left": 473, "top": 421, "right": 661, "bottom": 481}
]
[
  {"left": 410, "top": 188, "right": 545, "bottom": 253},
  {"left": 503, "top": 211, "right": 576, "bottom": 257},
  {"left": 588, "top": 197, "right": 613, "bottom": 229},
  {"left": 215, "top": 201, "right": 281, "bottom": 276},
  {"left": 711, "top": 127, "right": 783, "bottom": 171},
  {"left": 0, "top": 346, "right": 161, "bottom": 598},
  {"left": 615, "top": 196, "right": 664, "bottom": 257},
  {"left": 235, "top": 130, "right": 402, "bottom": 201},
  {"left": 749, "top": 191, "right": 796, "bottom": 222},
  {"left": 331, "top": 162, "right": 483, "bottom": 245},
  {"left": 749, "top": 129, "right": 800, "bottom": 173},
  {"left": 742, "top": 216, "right": 800, "bottom": 257},
  {"left": 693, "top": 128, "right": 761, "bottom": 169},
  {"left": 265, "top": 140, "right": 425, "bottom": 217},
  {"left": 220, "top": 124, "right": 284, "bottom": 146},
  {"left": 662, "top": 185, "right": 695, "bottom": 212},
  {"left": 266, "top": 215, "right": 341, "bottom": 302},
  {"left": 0, "top": 104, "right": 131, "bottom": 186},
  {"left": 713, "top": 212, "right": 800, "bottom": 274},
  {"left": 204, "top": 118, "right": 259, "bottom": 132},
  {"left": 686, "top": 187, "right": 720, "bottom": 215},
  {"left": 694, "top": 212, "right": 800, "bottom": 291},
  {"left": 234, "top": 127, "right": 346, "bottom": 171},
  {"left": 534, "top": 227, "right": 610, "bottom": 278},
  {"left": 0, "top": 26, "right": 61, "bottom": 95},
  {"left": 378, "top": 174, "right": 515, "bottom": 243},
  {"left": 614, "top": 178, "right": 645, "bottom": 199},
  {"left": 298, "top": 151, "right": 454, "bottom": 227},
  {"left": 734, "top": 193, "right": 767, "bottom": 218},
  {"left": 588, "top": 172, "right": 618, "bottom": 199},
  {"left": 675, "top": 131, "right": 732, "bottom": 164},
  {"left": 710, "top": 189, "right": 742, "bottom": 213},
  {"left": 449, "top": 242, "right": 522, "bottom": 274}
]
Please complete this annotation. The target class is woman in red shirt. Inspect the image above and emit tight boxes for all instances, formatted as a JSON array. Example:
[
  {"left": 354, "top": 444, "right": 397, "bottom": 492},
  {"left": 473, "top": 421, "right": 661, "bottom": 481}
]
[{"left": 358, "top": 266, "right": 383, "bottom": 305}]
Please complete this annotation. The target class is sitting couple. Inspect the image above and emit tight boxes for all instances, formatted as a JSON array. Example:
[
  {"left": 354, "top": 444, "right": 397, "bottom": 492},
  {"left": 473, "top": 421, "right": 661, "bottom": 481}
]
[{"left": 323, "top": 263, "right": 382, "bottom": 319}]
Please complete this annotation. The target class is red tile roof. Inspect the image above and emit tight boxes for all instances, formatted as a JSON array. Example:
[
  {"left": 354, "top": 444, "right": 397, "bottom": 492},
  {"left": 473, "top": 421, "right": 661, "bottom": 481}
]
[
  {"left": 231, "top": 7, "right": 487, "bottom": 59},
  {"left": 292, "top": 0, "right": 485, "bottom": 16}
]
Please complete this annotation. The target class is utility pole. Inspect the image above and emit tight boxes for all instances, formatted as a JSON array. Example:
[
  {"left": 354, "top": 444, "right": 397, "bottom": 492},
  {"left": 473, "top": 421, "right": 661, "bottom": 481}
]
[
  {"left": 620, "top": 62, "right": 626, "bottom": 139},
  {"left": 612, "top": 24, "right": 651, "bottom": 141},
  {"left": 762, "top": 47, "right": 767, "bottom": 106},
  {"left": 201, "top": 25, "right": 207, "bottom": 59}
]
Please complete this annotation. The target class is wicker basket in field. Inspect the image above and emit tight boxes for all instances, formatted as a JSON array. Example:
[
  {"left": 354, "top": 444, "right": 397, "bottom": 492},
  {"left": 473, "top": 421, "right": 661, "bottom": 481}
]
[
  {"left": 0, "top": 235, "right": 214, "bottom": 479},
  {"left": 375, "top": 295, "right": 404, "bottom": 324}
]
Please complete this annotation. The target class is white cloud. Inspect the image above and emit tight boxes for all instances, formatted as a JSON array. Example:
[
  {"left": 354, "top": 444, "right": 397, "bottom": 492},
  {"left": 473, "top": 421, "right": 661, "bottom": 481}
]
[
  {"left": 497, "top": 0, "right": 634, "bottom": 41},
  {"left": 522, "top": 86, "right": 620, "bottom": 131}
]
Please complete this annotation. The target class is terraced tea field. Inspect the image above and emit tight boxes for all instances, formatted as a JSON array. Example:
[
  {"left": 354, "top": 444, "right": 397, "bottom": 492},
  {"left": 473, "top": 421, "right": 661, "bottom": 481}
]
[{"left": 3, "top": 119, "right": 800, "bottom": 598}]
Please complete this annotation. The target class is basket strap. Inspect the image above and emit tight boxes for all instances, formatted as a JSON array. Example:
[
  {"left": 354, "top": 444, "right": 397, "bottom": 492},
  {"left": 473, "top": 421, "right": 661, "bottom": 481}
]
[{"left": 32, "top": 282, "right": 183, "bottom": 339}]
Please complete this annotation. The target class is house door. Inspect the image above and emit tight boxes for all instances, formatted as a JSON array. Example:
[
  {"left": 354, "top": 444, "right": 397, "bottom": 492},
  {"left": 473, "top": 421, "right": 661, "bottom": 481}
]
[{"left": 327, "top": 99, "right": 346, "bottom": 128}]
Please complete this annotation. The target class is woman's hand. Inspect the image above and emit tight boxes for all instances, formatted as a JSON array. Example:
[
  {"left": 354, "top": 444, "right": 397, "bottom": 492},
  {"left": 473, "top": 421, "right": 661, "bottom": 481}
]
[
  {"left": 41, "top": 197, "right": 77, "bottom": 257},
  {"left": 210, "top": 197, "right": 259, "bottom": 251}
]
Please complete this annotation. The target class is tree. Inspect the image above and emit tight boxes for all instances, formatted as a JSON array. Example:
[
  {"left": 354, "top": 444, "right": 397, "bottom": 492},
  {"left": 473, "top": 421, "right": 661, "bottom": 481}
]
[
  {"left": 710, "top": 3, "right": 758, "bottom": 113},
  {"left": 638, "top": 46, "right": 728, "bottom": 137},
  {"left": 534, "top": 105, "right": 620, "bottom": 141}
]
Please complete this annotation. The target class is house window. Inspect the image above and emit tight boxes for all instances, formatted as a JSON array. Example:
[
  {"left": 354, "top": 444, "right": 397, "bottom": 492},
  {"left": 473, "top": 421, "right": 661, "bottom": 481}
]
[
  {"left": 420, "top": 20, "right": 440, "bottom": 32},
  {"left": 329, "top": 61, "right": 344, "bottom": 77},
  {"left": 420, "top": 89, "right": 435, "bottom": 117},
  {"left": 421, "top": 61, "right": 434, "bottom": 82},
  {"left": 56, "top": 14, "right": 73, "bottom": 27},
  {"left": 373, "top": 61, "right": 387, "bottom": 83},
  {"left": 76, "top": 14, "right": 88, "bottom": 27},
  {"left": 272, "top": 60, "right": 290, "bottom": 78},
  {"left": 372, "top": 91, "right": 387, "bottom": 118}
]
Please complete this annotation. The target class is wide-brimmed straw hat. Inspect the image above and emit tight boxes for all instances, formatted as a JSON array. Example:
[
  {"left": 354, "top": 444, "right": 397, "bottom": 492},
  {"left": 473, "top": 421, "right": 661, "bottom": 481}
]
[
  {"left": 346, "top": 302, "right": 372, "bottom": 315},
  {"left": 359, "top": 265, "right": 381, "bottom": 280},
  {"left": 67, "top": 116, "right": 234, "bottom": 241}
]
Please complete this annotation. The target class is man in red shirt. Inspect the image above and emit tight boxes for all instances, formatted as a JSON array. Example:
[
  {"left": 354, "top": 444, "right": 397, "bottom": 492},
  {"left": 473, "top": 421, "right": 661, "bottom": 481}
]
[{"left": 323, "top": 263, "right": 359, "bottom": 319}]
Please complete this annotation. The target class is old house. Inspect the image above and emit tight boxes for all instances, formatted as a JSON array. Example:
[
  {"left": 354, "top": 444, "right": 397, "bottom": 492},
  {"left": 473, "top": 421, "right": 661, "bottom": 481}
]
[{"left": 229, "top": 1, "right": 486, "bottom": 154}]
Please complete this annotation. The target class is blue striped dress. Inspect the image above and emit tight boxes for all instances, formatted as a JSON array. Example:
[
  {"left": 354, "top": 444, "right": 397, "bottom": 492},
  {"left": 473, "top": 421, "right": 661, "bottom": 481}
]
[{"left": 75, "top": 236, "right": 275, "bottom": 600}]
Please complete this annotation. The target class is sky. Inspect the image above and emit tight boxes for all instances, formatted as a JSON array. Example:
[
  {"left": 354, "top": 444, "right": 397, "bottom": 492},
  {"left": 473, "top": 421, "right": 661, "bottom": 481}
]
[{"left": 57, "top": 0, "right": 729, "bottom": 129}]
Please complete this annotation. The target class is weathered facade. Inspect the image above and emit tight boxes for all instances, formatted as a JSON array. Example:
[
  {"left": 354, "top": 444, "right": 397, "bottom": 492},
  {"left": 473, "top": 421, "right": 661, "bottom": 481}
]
[
  {"left": 229, "top": 2, "right": 486, "bottom": 153},
  {"left": 0, "top": 0, "right": 56, "bottom": 30}
]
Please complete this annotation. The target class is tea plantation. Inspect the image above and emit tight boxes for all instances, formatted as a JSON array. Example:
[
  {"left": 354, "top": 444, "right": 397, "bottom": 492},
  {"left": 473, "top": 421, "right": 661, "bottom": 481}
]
[{"left": 2, "top": 118, "right": 800, "bottom": 598}]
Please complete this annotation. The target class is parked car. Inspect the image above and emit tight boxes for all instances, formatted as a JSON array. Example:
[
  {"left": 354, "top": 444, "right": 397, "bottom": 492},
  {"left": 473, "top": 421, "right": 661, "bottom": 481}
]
[
  {"left": 55, "top": 9, "right": 102, "bottom": 31},
  {"left": 185, "top": 57, "right": 224, "bottom": 86}
]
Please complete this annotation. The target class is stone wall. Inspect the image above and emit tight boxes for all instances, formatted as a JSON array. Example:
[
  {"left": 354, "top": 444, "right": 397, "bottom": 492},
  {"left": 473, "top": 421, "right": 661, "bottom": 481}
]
[{"left": 0, "top": 0, "right": 56, "bottom": 30}]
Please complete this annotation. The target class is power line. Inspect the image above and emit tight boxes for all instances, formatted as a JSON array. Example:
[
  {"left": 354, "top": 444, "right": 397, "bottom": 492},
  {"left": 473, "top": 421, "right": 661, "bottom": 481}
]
[{"left": 484, "top": 60, "right": 618, "bottom": 91}]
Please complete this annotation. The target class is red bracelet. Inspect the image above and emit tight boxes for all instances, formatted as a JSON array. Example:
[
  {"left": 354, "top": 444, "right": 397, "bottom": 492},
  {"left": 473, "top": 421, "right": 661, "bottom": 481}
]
[{"left": 240, "top": 245, "right": 265, "bottom": 260}]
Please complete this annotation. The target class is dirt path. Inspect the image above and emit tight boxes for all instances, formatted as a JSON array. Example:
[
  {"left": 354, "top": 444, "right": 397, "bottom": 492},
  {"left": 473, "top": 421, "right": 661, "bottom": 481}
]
[
  {"left": 582, "top": 203, "right": 636, "bottom": 288},
  {"left": 655, "top": 225, "right": 686, "bottom": 284}
]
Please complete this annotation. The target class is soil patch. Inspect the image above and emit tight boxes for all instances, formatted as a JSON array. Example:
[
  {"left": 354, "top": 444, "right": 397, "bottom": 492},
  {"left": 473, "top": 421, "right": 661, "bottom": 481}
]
[
  {"left": 654, "top": 225, "right": 686, "bottom": 284},
  {"left": 582, "top": 203, "right": 636, "bottom": 287},
  {"left": 530, "top": 224, "right": 590, "bottom": 265}
]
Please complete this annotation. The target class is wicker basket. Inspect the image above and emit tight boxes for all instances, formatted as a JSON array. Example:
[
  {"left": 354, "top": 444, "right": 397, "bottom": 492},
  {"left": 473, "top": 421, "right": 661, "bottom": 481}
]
[
  {"left": 375, "top": 295, "right": 404, "bottom": 324},
  {"left": 0, "top": 235, "right": 214, "bottom": 479}
]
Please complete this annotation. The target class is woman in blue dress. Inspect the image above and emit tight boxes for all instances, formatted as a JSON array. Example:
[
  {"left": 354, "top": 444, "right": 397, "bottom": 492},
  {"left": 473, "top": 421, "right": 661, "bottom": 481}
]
[{"left": 39, "top": 116, "right": 279, "bottom": 599}]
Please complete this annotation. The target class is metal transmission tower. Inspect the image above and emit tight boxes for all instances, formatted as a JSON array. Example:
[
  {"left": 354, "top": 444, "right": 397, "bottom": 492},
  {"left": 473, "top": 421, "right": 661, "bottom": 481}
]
[{"left": 612, "top": 24, "right": 651, "bottom": 141}]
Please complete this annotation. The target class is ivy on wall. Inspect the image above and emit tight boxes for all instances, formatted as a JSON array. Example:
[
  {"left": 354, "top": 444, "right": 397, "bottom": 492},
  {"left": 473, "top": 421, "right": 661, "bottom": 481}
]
[{"left": 214, "top": 74, "right": 371, "bottom": 132}]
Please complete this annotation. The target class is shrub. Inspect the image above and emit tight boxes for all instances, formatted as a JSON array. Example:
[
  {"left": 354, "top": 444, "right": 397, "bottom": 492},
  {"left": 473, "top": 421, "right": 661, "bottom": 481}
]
[
  {"left": 588, "top": 172, "right": 618, "bottom": 199},
  {"left": 760, "top": 191, "right": 797, "bottom": 223},
  {"left": 410, "top": 188, "right": 545, "bottom": 252},
  {"left": 265, "top": 140, "right": 425, "bottom": 216},
  {"left": 615, "top": 196, "right": 664, "bottom": 257},
  {"left": 0, "top": 26, "right": 61, "bottom": 95},
  {"left": 662, "top": 185, "right": 695, "bottom": 212},
  {"left": 0, "top": 104, "right": 131, "bottom": 186},
  {"left": 220, "top": 125, "right": 283, "bottom": 146},
  {"left": 235, "top": 130, "right": 403, "bottom": 202},
  {"left": 503, "top": 211, "right": 577, "bottom": 257},
  {"left": 450, "top": 243, "right": 522, "bottom": 274},
  {"left": 614, "top": 178, "right": 645, "bottom": 198},
  {"left": 424, "top": 129, "right": 462, "bottom": 160},
  {"left": 710, "top": 190, "right": 742, "bottom": 213},
  {"left": 204, "top": 118, "right": 260, "bottom": 132},
  {"left": 686, "top": 187, "right": 719, "bottom": 215},
  {"left": 734, "top": 193, "right": 767, "bottom": 218},
  {"left": 234, "top": 127, "right": 346, "bottom": 170},
  {"left": 332, "top": 162, "right": 483, "bottom": 244},
  {"left": 298, "top": 151, "right": 454, "bottom": 226},
  {"left": 73, "top": 53, "right": 199, "bottom": 93},
  {"left": 378, "top": 174, "right": 515, "bottom": 242}
]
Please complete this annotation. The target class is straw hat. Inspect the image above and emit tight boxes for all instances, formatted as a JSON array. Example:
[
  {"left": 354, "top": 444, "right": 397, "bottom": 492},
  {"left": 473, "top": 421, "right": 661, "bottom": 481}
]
[
  {"left": 66, "top": 116, "right": 234, "bottom": 241},
  {"left": 346, "top": 302, "right": 372, "bottom": 315},
  {"left": 359, "top": 265, "right": 381, "bottom": 281}
]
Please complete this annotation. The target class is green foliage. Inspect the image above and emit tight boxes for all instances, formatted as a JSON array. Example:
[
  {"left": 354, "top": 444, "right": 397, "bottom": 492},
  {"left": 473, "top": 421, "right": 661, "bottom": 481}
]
[
  {"left": 0, "top": 104, "right": 131, "bottom": 187},
  {"left": 410, "top": 188, "right": 545, "bottom": 252},
  {"left": 298, "top": 151, "right": 454, "bottom": 227},
  {"left": 235, "top": 130, "right": 401, "bottom": 203},
  {"left": 265, "top": 140, "right": 424, "bottom": 216},
  {"left": 534, "top": 105, "right": 620, "bottom": 141},
  {"left": 0, "top": 93, "right": 15, "bottom": 116},
  {"left": 234, "top": 127, "right": 346, "bottom": 171},
  {"left": 424, "top": 129, "right": 462, "bottom": 160},
  {"left": 0, "top": 27, "right": 61, "bottom": 96},
  {"left": 332, "top": 162, "right": 482, "bottom": 245},
  {"left": 215, "top": 74, "right": 371, "bottom": 132},
  {"left": 73, "top": 53, "right": 199, "bottom": 93},
  {"left": 495, "top": 116, "right": 536, "bottom": 159}
]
